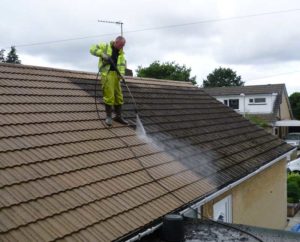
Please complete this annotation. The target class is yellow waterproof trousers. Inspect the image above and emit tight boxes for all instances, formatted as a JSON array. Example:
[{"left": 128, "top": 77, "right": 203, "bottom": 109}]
[{"left": 101, "top": 71, "right": 124, "bottom": 106}]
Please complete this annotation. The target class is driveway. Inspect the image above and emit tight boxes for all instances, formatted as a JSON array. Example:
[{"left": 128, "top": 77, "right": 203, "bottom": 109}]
[{"left": 286, "top": 209, "right": 300, "bottom": 231}]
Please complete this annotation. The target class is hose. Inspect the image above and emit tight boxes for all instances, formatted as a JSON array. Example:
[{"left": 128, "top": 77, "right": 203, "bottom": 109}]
[{"left": 107, "top": 57, "right": 139, "bottom": 114}]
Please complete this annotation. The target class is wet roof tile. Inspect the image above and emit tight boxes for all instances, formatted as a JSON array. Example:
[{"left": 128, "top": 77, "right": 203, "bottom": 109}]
[{"left": 0, "top": 63, "right": 293, "bottom": 241}]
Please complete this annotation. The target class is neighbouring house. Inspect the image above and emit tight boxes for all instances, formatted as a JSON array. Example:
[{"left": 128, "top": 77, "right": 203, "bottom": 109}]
[
  {"left": 0, "top": 63, "right": 296, "bottom": 242},
  {"left": 202, "top": 84, "right": 294, "bottom": 138}
]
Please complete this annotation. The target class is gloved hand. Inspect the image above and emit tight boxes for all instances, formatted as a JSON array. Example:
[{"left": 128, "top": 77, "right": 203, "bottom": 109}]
[{"left": 101, "top": 53, "right": 110, "bottom": 61}]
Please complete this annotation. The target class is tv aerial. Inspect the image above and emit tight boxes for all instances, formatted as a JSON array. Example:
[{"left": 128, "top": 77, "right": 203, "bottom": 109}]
[{"left": 98, "top": 19, "right": 124, "bottom": 36}]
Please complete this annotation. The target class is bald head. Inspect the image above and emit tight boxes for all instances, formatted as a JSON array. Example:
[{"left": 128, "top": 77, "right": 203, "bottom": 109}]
[{"left": 114, "top": 36, "right": 126, "bottom": 50}]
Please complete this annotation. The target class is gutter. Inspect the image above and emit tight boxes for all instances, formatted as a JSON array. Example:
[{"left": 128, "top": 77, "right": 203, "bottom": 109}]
[
  {"left": 124, "top": 148, "right": 296, "bottom": 242},
  {"left": 125, "top": 223, "right": 162, "bottom": 242}
]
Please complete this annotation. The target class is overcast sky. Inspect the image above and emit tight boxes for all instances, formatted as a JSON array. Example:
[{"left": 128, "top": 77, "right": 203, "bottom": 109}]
[{"left": 1, "top": 0, "right": 300, "bottom": 94}]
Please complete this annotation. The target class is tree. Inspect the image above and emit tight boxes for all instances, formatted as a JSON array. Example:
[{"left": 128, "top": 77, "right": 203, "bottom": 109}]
[
  {"left": 202, "top": 67, "right": 244, "bottom": 87},
  {"left": 136, "top": 61, "right": 197, "bottom": 85},
  {"left": 0, "top": 49, "right": 5, "bottom": 63},
  {"left": 5, "top": 46, "right": 21, "bottom": 64},
  {"left": 289, "top": 92, "right": 300, "bottom": 120}
]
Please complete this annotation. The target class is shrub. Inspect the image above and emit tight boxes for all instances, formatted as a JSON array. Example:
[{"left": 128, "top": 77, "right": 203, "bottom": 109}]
[
  {"left": 287, "top": 173, "right": 300, "bottom": 203},
  {"left": 287, "top": 181, "right": 300, "bottom": 203},
  {"left": 288, "top": 173, "right": 300, "bottom": 187}
]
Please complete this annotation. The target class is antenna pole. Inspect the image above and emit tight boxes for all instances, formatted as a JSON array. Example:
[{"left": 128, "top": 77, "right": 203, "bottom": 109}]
[{"left": 98, "top": 20, "right": 124, "bottom": 36}]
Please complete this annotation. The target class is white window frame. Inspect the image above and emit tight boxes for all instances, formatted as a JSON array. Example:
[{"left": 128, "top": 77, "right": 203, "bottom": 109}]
[
  {"left": 223, "top": 99, "right": 239, "bottom": 110},
  {"left": 213, "top": 195, "right": 232, "bottom": 223},
  {"left": 249, "top": 97, "right": 266, "bottom": 105}
]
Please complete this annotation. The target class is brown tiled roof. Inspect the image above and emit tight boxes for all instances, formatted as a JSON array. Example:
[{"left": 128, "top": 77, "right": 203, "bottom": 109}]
[{"left": 0, "top": 63, "right": 293, "bottom": 241}]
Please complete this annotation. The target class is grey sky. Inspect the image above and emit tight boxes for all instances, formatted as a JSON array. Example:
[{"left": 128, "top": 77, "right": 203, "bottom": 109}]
[{"left": 1, "top": 0, "right": 300, "bottom": 94}]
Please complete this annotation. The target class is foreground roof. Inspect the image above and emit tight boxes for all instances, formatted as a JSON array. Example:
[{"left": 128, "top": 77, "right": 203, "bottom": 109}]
[{"left": 0, "top": 63, "right": 293, "bottom": 241}]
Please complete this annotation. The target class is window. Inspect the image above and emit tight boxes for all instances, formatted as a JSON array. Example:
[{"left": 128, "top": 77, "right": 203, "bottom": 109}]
[
  {"left": 229, "top": 99, "right": 239, "bottom": 109},
  {"left": 255, "top": 98, "right": 266, "bottom": 103},
  {"left": 223, "top": 99, "right": 239, "bottom": 109},
  {"left": 249, "top": 98, "right": 266, "bottom": 104},
  {"left": 213, "top": 196, "right": 232, "bottom": 223},
  {"left": 275, "top": 127, "right": 278, "bottom": 136}
]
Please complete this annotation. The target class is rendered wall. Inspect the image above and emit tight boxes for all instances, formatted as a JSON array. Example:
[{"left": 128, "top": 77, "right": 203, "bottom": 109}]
[
  {"left": 280, "top": 92, "right": 292, "bottom": 120},
  {"left": 202, "top": 159, "right": 287, "bottom": 229}
]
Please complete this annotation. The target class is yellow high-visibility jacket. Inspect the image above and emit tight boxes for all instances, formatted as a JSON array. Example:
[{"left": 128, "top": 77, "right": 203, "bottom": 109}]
[{"left": 90, "top": 41, "right": 126, "bottom": 76}]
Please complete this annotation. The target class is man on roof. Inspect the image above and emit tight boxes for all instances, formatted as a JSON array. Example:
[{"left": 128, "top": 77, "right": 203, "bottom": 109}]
[{"left": 90, "top": 36, "right": 128, "bottom": 126}]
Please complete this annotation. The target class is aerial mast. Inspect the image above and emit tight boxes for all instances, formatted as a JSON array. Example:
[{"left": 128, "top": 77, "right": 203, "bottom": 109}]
[{"left": 98, "top": 19, "right": 123, "bottom": 36}]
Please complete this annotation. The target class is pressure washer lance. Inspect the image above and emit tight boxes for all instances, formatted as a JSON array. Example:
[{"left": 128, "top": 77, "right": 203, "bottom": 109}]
[{"left": 108, "top": 57, "right": 139, "bottom": 115}]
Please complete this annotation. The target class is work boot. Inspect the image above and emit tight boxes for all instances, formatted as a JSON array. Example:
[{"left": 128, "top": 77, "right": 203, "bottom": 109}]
[
  {"left": 105, "top": 104, "right": 113, "bottom": 126},
  {"left": 114, "top": 105, "right": 128, "bottom": 125}
]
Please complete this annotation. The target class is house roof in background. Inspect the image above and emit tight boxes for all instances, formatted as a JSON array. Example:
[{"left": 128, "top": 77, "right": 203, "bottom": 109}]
[
  {"left": 0, "top": 63, "right": 293, "bottom": 241},
  {"left": 202, "top": 84, "right": 286, "bottom": 96},
  {"left": 202, "top": 84, "right": 290, "bottom": 123}
]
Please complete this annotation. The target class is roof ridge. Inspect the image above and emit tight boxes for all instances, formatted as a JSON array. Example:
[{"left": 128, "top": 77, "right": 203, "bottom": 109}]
[
  {"left": 0, "top": 62, "right": 95, "bottom": 75},
  {"left": 203, "top": 83, "right": 286, "bottom": 89},
  {"left": 0, "top": 63, "right": 196, "bottom": 87},
  {"left": 125, "top": 76, "right": 195, "bottom": 86}
]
